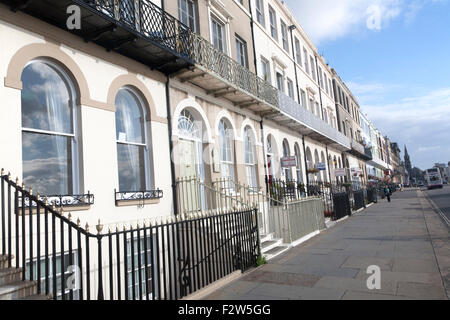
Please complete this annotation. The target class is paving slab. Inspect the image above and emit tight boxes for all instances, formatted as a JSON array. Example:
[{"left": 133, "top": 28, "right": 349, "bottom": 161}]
[{"left": 396, "top": 282, "right": 447, "bottom": 300}]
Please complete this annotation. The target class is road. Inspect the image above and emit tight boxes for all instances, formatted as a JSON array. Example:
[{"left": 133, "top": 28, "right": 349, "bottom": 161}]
[{"left": 423, "top": 185, "right": 450, "bottom": 226}]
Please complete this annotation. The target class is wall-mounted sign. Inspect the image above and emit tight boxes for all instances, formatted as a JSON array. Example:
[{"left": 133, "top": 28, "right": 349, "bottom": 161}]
[
  {"left": 281, "top": 156, "right": 297, "bottom": 168},
  {"left": 335, "top": 168, "right": 347, "bottom": 177},
  {"left": 315, "top": 162, "right": 327, "bottom": 171},
  {"left": 351, "top": 167, "right": 363, "bottom": 175}
]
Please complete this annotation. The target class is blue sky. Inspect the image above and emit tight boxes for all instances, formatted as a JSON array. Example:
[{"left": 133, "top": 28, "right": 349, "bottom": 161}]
[{"left": 286, "top": 0, "right": 450, "bottom": 170}]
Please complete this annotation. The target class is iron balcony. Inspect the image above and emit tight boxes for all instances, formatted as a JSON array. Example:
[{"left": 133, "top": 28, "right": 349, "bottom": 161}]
[
  {"left": 348, "top": 139, "right": 372, "bottom": 160},
  {"left": 266, "top": 92, "right": 351, "bottom": 151}
]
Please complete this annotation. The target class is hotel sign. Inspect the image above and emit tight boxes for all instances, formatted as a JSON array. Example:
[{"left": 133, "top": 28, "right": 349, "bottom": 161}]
[{"left": 281, "top": 156, "right": 297, "bottom": 168}]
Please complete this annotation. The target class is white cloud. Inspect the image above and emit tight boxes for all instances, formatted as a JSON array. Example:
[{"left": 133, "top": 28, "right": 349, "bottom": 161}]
[
  {"left": 286, "top": 0, "right": 441, "bottom": 43},
  {"left": 359, "top": 86, "right": 450, "bottom": 168}
]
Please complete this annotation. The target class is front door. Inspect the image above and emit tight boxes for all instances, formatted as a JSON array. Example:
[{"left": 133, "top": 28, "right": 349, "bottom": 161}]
[{"left": 179, "top": 139, "right": 200, "bottom": 212}]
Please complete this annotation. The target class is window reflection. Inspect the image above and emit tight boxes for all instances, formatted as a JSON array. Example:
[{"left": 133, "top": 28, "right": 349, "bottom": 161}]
[
  {"left": 21, "top": 61, "right": 76, "bottom": 196},
  {"left": 115, "top": 88, "right": 148, "bottom": 192}
]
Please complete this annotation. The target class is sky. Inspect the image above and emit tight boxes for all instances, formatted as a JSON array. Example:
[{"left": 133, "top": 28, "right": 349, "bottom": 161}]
[{"left": 285, "top": 0, "right": 450, "bottom": 170}]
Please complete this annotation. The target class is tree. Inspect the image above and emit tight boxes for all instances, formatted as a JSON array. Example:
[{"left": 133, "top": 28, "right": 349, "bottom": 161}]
[{"left": 404, "top": 145, "right": 412, "bottom": 180}]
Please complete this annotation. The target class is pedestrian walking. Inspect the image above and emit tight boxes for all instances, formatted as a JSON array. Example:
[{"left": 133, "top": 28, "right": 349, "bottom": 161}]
[{"left": 384, "top": 185, "right": 391, "bottom": 202}]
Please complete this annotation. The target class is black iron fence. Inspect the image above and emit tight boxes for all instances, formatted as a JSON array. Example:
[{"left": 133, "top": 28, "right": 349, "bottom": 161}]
[
  {"left": 265, "top": 178, "right": 396, "bottom": 221},
  {"left": 0, "top": 172, "right": 259, "bottom": 300}
]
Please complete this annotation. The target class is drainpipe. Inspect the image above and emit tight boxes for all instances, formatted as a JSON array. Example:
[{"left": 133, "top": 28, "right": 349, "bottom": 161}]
[
  {"left": 289, "top": 25, "right": 300, "bottom": 104},
  {"left": 302, "top": 135, "right": 310, "bottom": 185},
  {"left": 165, "top": 76, "right": 179, "bottom": 215},
  {"left": 248, "top": 0, "right": 259, "bottom": 74}
]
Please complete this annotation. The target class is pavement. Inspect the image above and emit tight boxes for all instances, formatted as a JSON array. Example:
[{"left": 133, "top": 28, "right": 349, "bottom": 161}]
[{"left": 203, "top": 189, "right": 450, "bottom": 300}]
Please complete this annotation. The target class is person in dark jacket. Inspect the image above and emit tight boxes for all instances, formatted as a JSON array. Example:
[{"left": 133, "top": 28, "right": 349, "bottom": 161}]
[{"left": 384, "top": 186, "right": 391, "bottom": 202}]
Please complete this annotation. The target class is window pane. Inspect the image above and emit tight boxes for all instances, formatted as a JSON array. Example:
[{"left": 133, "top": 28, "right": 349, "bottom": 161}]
[
  {"left": 117, "top": 144, "right": 146, "bottom": 191},
  {"left": 115, "top": 89, "right": 145, "bottom": 144},
  {"left": 22, "top": 131, "right": 73, "bottom": 195},
  {"left": 21, "top": 62, "right": 73, "bottom": 134}
]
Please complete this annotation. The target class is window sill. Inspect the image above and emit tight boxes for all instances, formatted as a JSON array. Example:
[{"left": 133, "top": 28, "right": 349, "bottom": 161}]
[
  {"left": 115, "top": 199, "right": 161, "bottom": 207},
  {"left": 17, "top": 204, "right": 91, "bottom": 215}
]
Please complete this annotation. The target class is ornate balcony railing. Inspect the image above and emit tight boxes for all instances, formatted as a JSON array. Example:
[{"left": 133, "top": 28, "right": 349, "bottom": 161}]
[
  {"left": 18, "top": 193, "right": 94, "bottom": 208},
  {"left": 351, "top": 139, "right": 366, "bottom": 155},
  {"left": 74, "top": 0, "right": 193, "bottom": 61},
  {"left": 365, "top": 147, "right": 373, "bottom": 160},
  {"left": 78, "top": 1, "right": 279, "bottom": 108},
  {"left": 278, "top": 92, "right": 351, "bottom": 148},
  {"left": 114, "top": 189, "right": 163, "bottom": 204},
  {"left": 187, "top": 33, "right": 279, "bottom": 109}
]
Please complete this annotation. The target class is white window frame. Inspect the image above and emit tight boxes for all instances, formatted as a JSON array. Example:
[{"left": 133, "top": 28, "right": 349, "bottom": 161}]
[
  {"left": 280, "top": 20, "right": 289, "bottom": 52},
  {"left": 126, "top": 236, "right": 155, "bottom": 300},
  {"left": 261, "top": 56, "right": 271, "bottom": 83},
  {"left": 211, "top": 16, "right": 227, "bottom": 53},
  {"left": 255, "top": 0, "right": 265, "bottom": 27},
  {"left": 21, "top": 59, "right": 80, "bottom": 196},
  {"left": 295, "top": 38, "right": 302, "bottom": 65},
  {"left": 300, "top": 89, "right": 307, "bottom": 108},
  {"left": 268, "top": 5, "right": 277, "bottom": 41},
  {"left": 287, "top": 78, "right": 294, "bottom": 98},
  {"left": 115, "top": 87, "right": 152, "bottom": 192},
  {"left": 244, "top": 127, "right": 258, "bottom": 190},
  {"left": 219, "top": 119, "right": 235, "bottom": 190},
  {"left": 178, "top": 0, "right": 197, "bottom": 32},
  {"left": 235, "top": 35, "right": 248, "bottom": 68}
]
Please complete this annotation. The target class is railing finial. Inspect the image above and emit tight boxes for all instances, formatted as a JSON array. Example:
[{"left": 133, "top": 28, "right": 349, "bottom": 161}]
[
  {"left": 7, "top": 172, "right": 11, "bottom": 180},
  {"left": 96, "top": 220, "right": 103, "bottom": 234},
  {"left": 0, "top": 168, "right": 4, "bottom": 176},
  {"left": 85, "top": 222, "right": 89, "bottom": 232},
  {"left": 77, "top": 218, "right": 81, "bottom": 227}
]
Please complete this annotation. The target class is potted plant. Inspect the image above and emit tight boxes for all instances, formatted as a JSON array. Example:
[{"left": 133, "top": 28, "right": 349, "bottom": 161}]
[{"left": 324, "top": 210, "right": 334, "bottom": 218}]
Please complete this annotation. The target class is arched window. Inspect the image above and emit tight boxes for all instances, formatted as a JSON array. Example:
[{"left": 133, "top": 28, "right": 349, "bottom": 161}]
[
  {"left": 294, "top": 143, "right": 303, "bottom": 183},
  {"left": 266, "top": 134, "right": 278, "bottom": 180},
  {"left": 244, "top": 127, "right": 257, "bottom": 190},
  {"left": 282, "top": 139, "right": 292, "bottom": 180},
  {"left": 21, "top": 60, "right": 79, "bottom": 196},
  {"left": 321, "top": 151, "right": 327, "bottom": 182},
  {"left": 314, "top": 150, "right": 320, "bottom": 181},
  {"left": 115, "top": 87, "right": 150, "bottom": 191},
  {"left": 218, "top": 119, "right": 235, "bottom": 188}
]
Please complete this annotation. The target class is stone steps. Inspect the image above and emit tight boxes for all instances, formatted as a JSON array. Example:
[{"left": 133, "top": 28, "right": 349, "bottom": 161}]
[
  {"left": 0, "top": 254, "right": 49, "bottom": 300},
  {"left": 260, "top": 233, "right": 290, "bottom": 261}
]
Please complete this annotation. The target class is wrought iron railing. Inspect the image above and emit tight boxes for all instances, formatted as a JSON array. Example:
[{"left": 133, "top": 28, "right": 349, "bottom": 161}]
[
  {"left": 114, "top": 189, "right": 163, "bottom": 205},
  {"left": 278, "top": 91, "right": 351, "bottom": 148},
  {"left": 351, "top": 138, "right": 366, "bottom": 155},
  {"left": 76, "top": 0, "right": 192, "bottom": 59},
  {"left": 75, "top": 1, "right": 279, "bottom": 109},
  {"left": 186, "top": 33, "right": 279, "bottom": 108},
  {"left": 18, "top": 193, "right": 94, "bottom": 208},
  {"left": 0, "top": 170, "right": 259, "bottom": 300}
]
